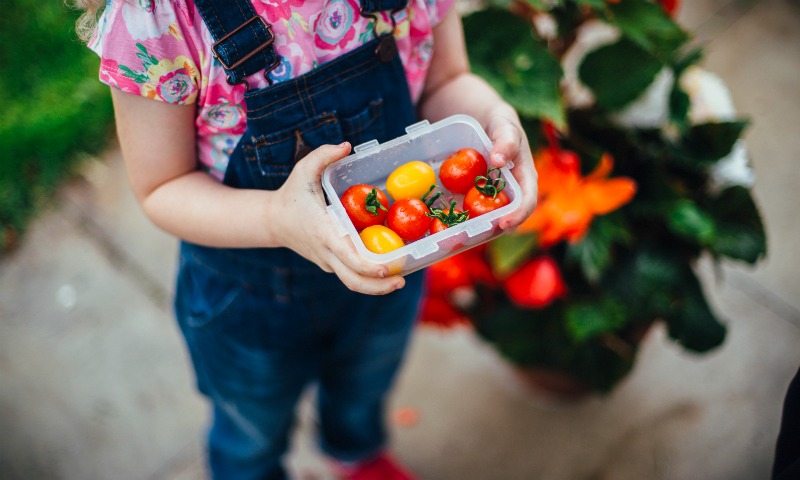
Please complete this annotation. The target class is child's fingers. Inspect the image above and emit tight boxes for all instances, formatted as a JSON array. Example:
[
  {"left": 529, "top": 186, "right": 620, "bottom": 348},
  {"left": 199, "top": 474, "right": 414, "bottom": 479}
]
[
  {"left": 294, "top": 142, "right": 351, "bottom": 200},
  {"left": 327, "top": 254, "right": 404, "bottom": 295},
  {"left": 499, "top": 156, "right": 539, "bottom": 230},
  {"left": 327, "top": 234, "right": 389, "bottom": 279},
  {"left": 488, "top": 120, "right": 522, "bottom": 168},
  {"left": 303, "top": 142, "right": 351, "bottom": 172}
]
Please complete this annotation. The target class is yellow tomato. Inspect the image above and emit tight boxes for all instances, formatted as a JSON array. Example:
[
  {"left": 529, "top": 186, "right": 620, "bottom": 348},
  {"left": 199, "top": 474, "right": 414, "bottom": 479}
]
[
  {"left": 385, "top": 161, "right": 436, "bottom": 200},
  {"left": 360, "top": 225, "right": 405, "bottom": 254}
]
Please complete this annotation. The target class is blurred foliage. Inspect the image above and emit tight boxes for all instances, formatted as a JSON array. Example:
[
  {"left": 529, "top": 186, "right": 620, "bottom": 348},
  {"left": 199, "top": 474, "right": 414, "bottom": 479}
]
[
  {"left": 425, "top": 0, "right": 767, "bottom": 393},
  {"left": 0, "top": 0, "right": 113, "bottom": 252}
]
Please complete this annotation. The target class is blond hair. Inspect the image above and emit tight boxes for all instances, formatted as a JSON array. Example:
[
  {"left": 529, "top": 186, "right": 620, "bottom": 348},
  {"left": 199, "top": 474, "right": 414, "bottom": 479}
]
[{"left": 71, "top": 0, "right": 107, "bottom": 43}]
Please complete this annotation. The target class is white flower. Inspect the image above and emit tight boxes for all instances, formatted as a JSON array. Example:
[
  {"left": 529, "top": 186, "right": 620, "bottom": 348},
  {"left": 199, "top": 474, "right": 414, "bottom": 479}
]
[
  {"left": 709, "top": 140, "right": 756, "bottom": 191},
  {"left": 677, "top": 66, "right": 754, "bottom": 190},
  {"left": 532, "top": 13, "right": 558, "bottom": 41},
  {"left": 610, "top": 68, "right": 674, "bottom": 129},
  {"left": 679, "top": 66, "right": 737, "bottom": 124},
  {"left": 560, "top": 20, "right": 620, "bottom": 109}
]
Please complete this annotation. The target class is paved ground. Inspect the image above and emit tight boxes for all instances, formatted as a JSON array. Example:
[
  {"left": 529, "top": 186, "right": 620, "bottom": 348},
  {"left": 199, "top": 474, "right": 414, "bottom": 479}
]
[{"left": 2, "top": 1, "right": 799, "bottom": 479}]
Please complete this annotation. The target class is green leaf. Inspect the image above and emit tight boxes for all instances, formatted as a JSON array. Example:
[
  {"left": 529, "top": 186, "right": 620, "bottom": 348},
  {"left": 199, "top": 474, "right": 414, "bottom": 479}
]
[
  {"left": 566, "top": 213, "right": 631, "bottom": 284},
  {"left": 579, "top": 39, "right": 664, "bottom": 110},
  {"left": 488, "top": 233, "right": 539, "bottom": 277},
  {"left": 673, "top": 47, "right": 704, "bottom": 75},
  {"left": 669, "top": 82, "right": 690, "bottom": 128},
  {"left": 464, "top": 8, "right": 565, "bottom": 128},
  {"left": 605, "top": 247, "right": 691, "bottom": 320},
  {"left": 665, "top": 270, "right": 727, "bottom": 352},
  {"left": 705, "top": 186, "right": 767, "bottom": 263},
  {"left": 607, "top": 0, "right": 689, "bottom": 61},
  {"left": 682, "top": 120, "right": 749, "bottom": 163},
  {"left": 522, "top": 0, "right": 561, "bottom": 9},
  {"left": 565, "top": 296, "right": 628, "bottom": 343},
  {"left": 575, "top": 0, "right": 606, "bottom": 8},
  {"left": 666, "top": 199, "right": 717, "bottom": 246}
]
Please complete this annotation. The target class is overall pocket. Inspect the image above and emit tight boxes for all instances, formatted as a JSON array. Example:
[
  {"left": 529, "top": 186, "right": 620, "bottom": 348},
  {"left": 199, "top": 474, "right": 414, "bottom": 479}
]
[
  {"left": 175, "top": 252, "right": 248, "bottom": 330},
  {"left": 242, "top": 111, "right": 344, "bottom": 190},
  {"left": 239, "top": 98, "right": 386, "bottom": 191},
  {"left": 340, "top": 98, "right": 386, "bottom": 147}
]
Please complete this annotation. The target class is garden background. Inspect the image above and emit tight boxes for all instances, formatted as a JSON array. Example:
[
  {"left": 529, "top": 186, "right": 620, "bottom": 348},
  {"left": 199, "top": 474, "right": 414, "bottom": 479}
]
[{"left": 1, "top": 0, "right": 799, "bottom": 479}]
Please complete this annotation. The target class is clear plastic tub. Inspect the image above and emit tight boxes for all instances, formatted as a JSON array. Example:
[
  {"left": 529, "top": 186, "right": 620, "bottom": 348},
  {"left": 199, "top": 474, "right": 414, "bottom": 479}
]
[{"left": 322, "top": 114, "right": 522, "bottom": 276}]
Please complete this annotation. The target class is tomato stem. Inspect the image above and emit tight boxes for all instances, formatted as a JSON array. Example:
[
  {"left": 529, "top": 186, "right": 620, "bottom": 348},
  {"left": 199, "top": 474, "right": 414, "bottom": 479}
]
[
  {"left": 365, "top": 188, "right": 388, "bottom": 216},
  {"left": 427, "top": 201, "right": 470, "bottom": 226},
  {"left": 421, "top": 184, "right": 443, "bottom": 208},
  {"left": 474, "top": 168, "right": 506, "bottom": 198}
]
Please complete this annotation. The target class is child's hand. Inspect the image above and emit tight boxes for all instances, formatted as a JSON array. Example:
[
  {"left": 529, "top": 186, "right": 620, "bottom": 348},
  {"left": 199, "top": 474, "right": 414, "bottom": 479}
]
[
  {"left": 485, "top": 113, "right": 539, "bottom": 231},
  {"left": 271, "top": 142, "right": 405, "bottom": 295}
]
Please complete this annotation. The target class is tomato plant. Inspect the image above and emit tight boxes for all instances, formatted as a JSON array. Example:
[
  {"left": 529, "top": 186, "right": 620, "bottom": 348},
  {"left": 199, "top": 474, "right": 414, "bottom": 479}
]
[
  {"left": 463, "top": 168, "right": 511, "bottom": 218},
  {"left": 439, "top": 148, "right": 487, "bottom": 194},
  {"left": 428, "top": 201, "right": 469, "bottom": 234},
  {"left": 341, "top": 184, "right": 389, "bottom": 232},
  {"left": 386, "top": 160, "right": 436, "bottom": 200},
  {"left": 359, "top": 225, "right": 405, "bottom": 254}
]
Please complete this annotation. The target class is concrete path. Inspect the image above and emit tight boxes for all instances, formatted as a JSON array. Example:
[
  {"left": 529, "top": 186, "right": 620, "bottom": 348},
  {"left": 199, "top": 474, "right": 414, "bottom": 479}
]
[{"left": 2, "top": 1, "right": 799, "bottom": 478}]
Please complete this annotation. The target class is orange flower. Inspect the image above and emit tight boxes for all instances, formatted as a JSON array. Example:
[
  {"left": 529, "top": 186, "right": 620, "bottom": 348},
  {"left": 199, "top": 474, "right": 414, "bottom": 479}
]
[{"left": 517, "top": 150, "right": 637, "bottom": 247}]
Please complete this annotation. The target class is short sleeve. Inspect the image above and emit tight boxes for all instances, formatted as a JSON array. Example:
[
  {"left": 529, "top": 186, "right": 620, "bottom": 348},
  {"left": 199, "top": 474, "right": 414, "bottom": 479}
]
[{"left": 88, "top": 0, "right": 204, "bottom": 104}]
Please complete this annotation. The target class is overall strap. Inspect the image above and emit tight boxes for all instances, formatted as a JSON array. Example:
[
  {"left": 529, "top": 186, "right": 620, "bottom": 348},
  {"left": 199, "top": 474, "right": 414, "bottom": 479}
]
[
  {"left": 195, "top": 0, "right": 411, "bottom": 85},
  {"left": 194, "top": 0, "right": 279, "bottom": 85},
  {"left": 360, "top": 0, "right": 409, "bottom": 13}
]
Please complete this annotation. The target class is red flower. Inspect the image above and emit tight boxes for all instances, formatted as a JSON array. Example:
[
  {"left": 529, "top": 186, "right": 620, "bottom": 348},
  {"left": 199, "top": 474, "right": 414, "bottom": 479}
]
[
  {"left": 659, "top": 0, "right": 681, "bottom": 16},
  {"left": 517, "top": 149, "right": 637, "bottom": 247}
]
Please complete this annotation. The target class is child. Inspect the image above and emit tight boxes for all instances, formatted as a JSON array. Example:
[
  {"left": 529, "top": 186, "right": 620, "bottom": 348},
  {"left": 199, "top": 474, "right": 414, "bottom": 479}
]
[{"left": 80, "top": 0, "right": 537, "bottom": 478}]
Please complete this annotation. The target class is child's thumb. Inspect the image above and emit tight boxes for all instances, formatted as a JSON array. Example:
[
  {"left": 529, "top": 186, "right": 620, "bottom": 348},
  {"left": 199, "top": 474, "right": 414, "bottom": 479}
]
[{"left": 300, "top": 142, "right": 351, "bottom": 177}]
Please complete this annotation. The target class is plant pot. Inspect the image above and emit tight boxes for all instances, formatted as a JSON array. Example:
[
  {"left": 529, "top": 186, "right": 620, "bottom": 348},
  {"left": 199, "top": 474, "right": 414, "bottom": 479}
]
[{"left": 511, "top": 366, "right": 593, "bottom": 403}]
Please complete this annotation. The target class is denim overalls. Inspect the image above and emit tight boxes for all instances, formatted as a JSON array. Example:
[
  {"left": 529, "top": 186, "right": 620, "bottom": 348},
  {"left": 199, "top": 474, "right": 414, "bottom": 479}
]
[{"left": 174, "top": 1, "right": 424, "bottom": 478}]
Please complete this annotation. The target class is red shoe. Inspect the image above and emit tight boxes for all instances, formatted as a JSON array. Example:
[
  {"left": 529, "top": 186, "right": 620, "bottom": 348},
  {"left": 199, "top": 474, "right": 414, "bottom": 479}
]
[{"left": 331, "top": 452, "right": 417, "bottom": 480}]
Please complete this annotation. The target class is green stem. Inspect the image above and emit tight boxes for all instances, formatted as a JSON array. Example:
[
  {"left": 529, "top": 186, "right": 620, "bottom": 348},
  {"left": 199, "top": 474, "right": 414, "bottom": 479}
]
[
  {"left": 427, "top": 201, "right": 470, "bottom": 226},
  {"left": 474, "top": 167, "right": 506, "bottom": 198},
  {"left": 365, "top": 188, "right": 388, "bottom": 216},
  {"left": 421, "top": 184, "right": 443, "bottom": 208}
]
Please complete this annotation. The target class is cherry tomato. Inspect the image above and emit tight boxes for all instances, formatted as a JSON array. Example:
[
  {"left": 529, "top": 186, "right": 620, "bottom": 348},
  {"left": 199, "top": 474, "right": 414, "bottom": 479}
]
[
  {"left": 359, "top": 225, "right": 405, "bottom": 254},
  {"left": 387, "top": 198, "right": 432, "bottom": 242},
  {"left": 439, "top": 148, "right": 487, "bottom": 194},
  {"left": 464, "top": 188, "right": 510, "bottom": 218},
  {"left": 341, "top": 184, "right": 389, "bottom": 232},
  {"left": 463, "top": 168, "right": 511, "bottom": 218},
  {"left": 428, "top": 201, "right": 469, "bottom": 235},
  {"left": 503, "top": 256, "right": 566, "bottom": 309},
  {"left": 386, "top": 161, "right": 436, "bottom": 200}
]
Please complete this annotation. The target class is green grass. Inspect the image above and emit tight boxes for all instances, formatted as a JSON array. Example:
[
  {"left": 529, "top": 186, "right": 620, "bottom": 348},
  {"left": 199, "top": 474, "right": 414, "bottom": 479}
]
[{"left": 0, "top": 1, "right": 114, "bottom": 252}]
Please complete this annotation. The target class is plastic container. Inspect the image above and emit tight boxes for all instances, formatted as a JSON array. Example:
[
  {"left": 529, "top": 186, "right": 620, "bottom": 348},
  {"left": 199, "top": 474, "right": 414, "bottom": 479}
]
[{"left": 322, "top": 114, "right": 522, "bottom": 276}]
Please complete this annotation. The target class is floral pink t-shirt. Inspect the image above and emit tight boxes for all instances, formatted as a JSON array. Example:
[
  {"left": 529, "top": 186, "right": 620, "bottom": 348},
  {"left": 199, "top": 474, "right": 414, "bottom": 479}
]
[{"left": 90, "top": 0, "right": 455, "bottom": 180}]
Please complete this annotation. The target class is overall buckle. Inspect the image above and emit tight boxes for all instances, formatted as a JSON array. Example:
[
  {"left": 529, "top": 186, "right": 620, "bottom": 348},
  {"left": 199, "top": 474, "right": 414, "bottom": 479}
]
[{"left": 211, "top": 16, "right": 275, "bottom": 71}]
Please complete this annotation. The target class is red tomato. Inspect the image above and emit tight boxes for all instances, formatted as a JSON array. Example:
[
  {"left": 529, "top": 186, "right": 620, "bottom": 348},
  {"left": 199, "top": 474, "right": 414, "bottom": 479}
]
[
  {"left": 503, "top": 256, "right": 567, "bottom": 309},
  {"left": 428, "top": 201, "right": 469, "bottom": 235},
  {"left": 464, "top": 187, "right": 510, "bottom": 218},
  {"left": 429, "top": 218, "right": 450, "bottom": 235},
  {"left": 463, "top": 168, "right": 511, "bottom": 218},
  {"left": 387, "top": 198, "right": 432, "bottom": 242},
  {"left": 341, "top": 184, "right": 389, "bottom": 232},
  {"left": 439, "top": 148, "right": 488, "bottom": 194}
]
